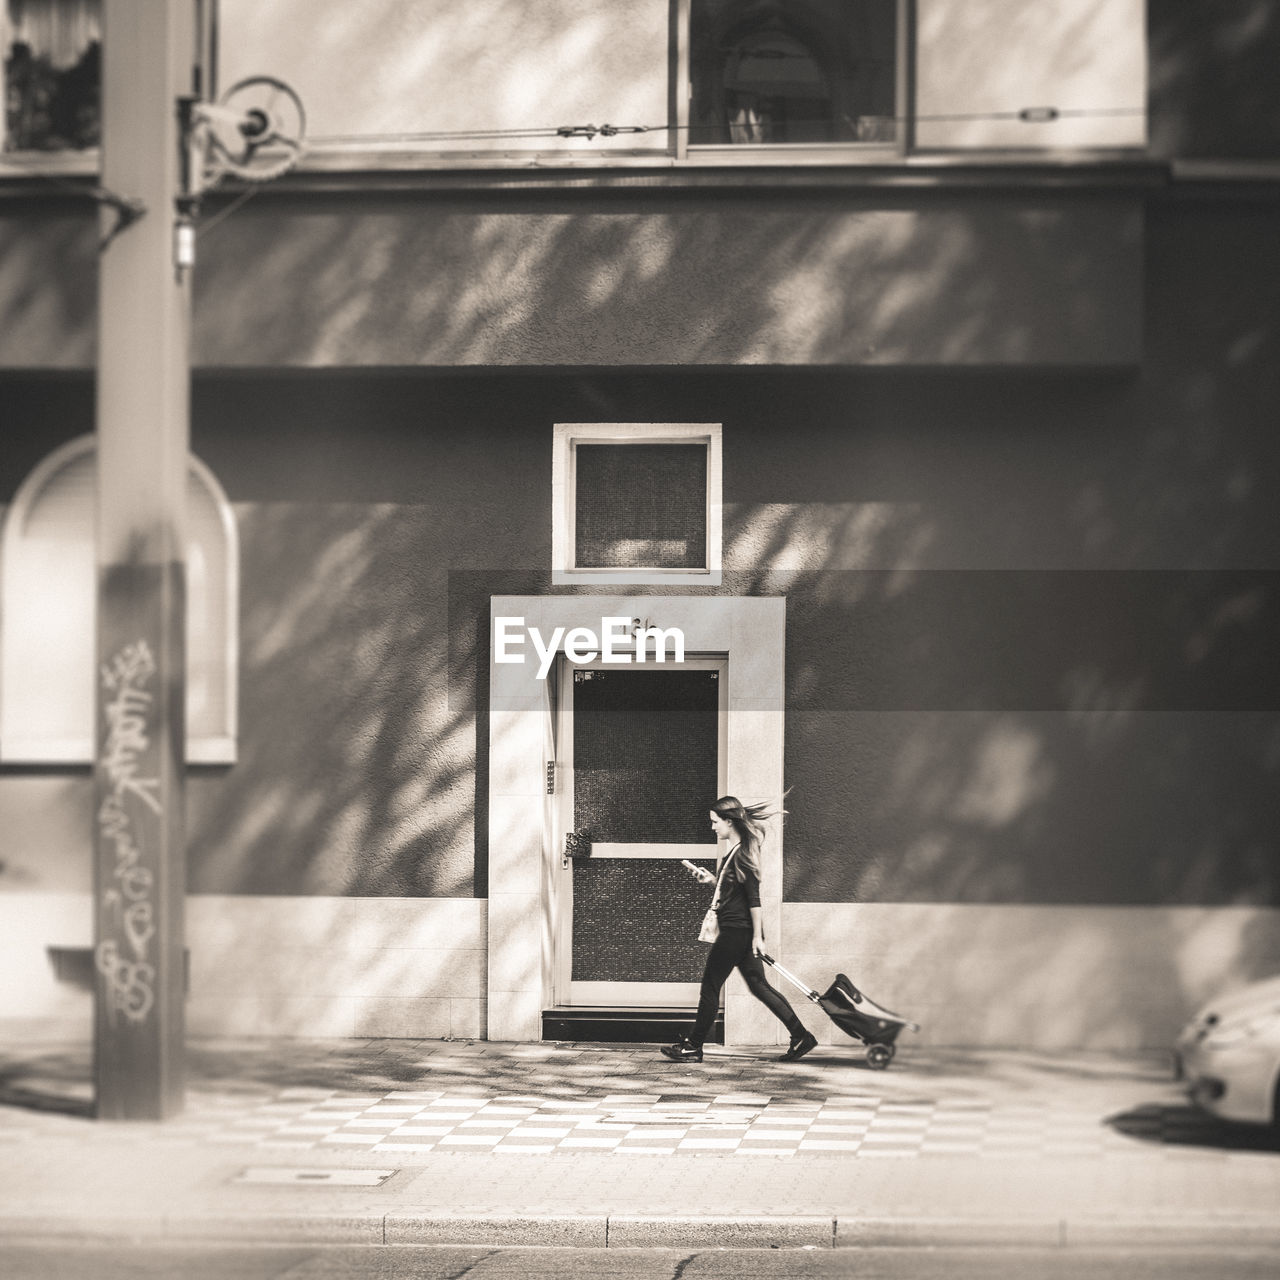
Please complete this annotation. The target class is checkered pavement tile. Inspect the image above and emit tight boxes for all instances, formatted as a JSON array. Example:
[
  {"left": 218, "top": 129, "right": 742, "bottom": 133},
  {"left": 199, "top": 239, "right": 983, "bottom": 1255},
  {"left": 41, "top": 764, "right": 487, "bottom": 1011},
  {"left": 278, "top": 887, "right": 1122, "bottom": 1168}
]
[
  {"left": 174, "top": 1087, "right": 1203, "bottom": 1160},
  {"left": 2, "top": 1043, "right": 1251, "bottom": 1161}
]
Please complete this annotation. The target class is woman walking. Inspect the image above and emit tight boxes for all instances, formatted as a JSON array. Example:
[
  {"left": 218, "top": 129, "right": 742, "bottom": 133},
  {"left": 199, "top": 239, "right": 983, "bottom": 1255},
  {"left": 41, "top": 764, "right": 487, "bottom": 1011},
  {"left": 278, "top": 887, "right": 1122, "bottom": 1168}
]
[{"left": 661, "top": 795, "right": 818, "bottom": 1064}]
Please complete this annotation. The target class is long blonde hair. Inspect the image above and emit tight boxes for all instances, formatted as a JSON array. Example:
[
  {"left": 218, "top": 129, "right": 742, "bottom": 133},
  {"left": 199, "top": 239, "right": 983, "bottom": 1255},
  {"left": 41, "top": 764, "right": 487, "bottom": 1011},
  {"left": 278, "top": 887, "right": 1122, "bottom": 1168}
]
[{"left": 712, "top": 792, "right": 787, "bottom": 881}]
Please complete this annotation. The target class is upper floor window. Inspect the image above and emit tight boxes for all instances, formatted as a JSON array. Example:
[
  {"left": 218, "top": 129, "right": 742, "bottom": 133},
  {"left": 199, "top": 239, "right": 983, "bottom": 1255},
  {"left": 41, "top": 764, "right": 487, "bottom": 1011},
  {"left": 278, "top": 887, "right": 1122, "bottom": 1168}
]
[
  {"left": 3, "top": 0, "right": 101, "bottom": 151},
  {"left": 689, "top": 0, "right": 899, "bottom": 150},
  {"left": 8, "top": 0, "right": 1142, "bottom": 166}
]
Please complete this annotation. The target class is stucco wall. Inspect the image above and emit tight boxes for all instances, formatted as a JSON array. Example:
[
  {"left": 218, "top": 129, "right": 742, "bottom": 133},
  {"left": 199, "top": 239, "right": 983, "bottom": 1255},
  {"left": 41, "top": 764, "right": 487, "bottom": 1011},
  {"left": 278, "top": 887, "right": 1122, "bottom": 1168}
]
[
  {"left": 2, "top": 185, "right": 1277, "bottom": 911},
  {"left": 0, "top": 892, "right": 486, "bottom": 1040},
  {"left": 1149, "top": 0, "right": 1280, "bottom": 159},
  {"left": 0, "top": 194, "right": 1143, "bottom": 369},
  {"left": 6, "top": 893, "right": 1277, "bottom": 1047},
  {"left": 785, "top": 902, "right": 1280, "bottom": 1049},
  {"left": 1, "top": 187, "right": 1278, "bottom": 1047}
]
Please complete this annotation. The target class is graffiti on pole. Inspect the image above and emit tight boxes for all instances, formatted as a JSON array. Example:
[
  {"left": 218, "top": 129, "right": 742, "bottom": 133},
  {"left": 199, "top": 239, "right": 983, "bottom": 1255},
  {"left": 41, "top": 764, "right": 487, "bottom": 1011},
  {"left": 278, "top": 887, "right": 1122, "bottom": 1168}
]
[{"left": 95, "top": 639, "right": 161, "bottom": 1026}]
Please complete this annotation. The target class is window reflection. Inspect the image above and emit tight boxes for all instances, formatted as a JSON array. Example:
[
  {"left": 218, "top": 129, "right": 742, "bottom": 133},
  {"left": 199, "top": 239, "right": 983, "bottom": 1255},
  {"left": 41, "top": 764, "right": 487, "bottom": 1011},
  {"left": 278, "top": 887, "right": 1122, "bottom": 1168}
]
[
  {"left": 691, "top": 0, "right": 898, "bottom": 146},
  {"left": 4, "top": 0, "right": 101, "bottom": 150}
]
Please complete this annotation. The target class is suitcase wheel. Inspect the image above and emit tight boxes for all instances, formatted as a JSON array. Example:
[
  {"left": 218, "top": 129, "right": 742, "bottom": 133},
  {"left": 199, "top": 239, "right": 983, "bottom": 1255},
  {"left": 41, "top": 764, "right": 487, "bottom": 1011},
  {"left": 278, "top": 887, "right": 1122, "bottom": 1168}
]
[{"left": 865, "top": 1043, "right": 895, "bottom": 1070}]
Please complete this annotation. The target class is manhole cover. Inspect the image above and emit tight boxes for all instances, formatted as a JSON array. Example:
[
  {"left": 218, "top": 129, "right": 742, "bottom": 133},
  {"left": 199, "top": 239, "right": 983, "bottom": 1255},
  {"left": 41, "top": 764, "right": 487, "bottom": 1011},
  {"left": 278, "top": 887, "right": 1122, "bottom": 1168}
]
[{"left": 234, "top": 1167, "right": 397, "bottom": 1186}]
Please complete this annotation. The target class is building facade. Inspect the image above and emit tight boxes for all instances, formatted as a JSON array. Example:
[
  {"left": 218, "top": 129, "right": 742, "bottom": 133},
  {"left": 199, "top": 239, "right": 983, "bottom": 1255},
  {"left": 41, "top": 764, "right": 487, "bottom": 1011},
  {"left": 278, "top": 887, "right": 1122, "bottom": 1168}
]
[{"left": 1, "top": 0, "right": 1278, "bottom": 1050}]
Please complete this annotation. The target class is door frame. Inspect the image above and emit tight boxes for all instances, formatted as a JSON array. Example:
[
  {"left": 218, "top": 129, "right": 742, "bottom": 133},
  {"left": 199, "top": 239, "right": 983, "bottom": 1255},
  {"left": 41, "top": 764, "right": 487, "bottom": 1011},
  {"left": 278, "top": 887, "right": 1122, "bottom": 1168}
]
[
  {"left": 552, "top": 653, "right": 728, "bottom": 1009},
  {"left": 488, "top": 595, "right": 786, "bottom": 1046}
]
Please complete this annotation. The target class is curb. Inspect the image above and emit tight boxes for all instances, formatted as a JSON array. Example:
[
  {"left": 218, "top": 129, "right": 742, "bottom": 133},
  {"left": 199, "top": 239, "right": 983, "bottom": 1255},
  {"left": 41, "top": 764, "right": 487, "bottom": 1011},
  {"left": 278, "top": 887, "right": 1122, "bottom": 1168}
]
[
  {"left": 1063, "top": 1217, "right": 1280, "bottom": 1250},
  {"left": 608, "top": 1215, "right": 833, "bottom": 1249},
  {"left": 843, "top": 1216, "right": 1280, "bottom": 1251},
  {"left": 386, "top": 1214, "right": 608, "bottom": 1248},
  {"left": 838, "top": 1217, "right": 1062, "bottom": 1248},
  {"left": 4, "top": 1211, "right": 1280, "bottom": 1250}
]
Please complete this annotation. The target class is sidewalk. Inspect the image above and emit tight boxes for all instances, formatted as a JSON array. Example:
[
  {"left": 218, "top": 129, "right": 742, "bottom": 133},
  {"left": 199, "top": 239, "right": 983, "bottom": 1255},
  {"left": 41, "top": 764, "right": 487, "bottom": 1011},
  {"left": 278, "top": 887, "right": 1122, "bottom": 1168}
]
[{"left": 1, "top": 1036, "right": 1278, "bottom": 1250}]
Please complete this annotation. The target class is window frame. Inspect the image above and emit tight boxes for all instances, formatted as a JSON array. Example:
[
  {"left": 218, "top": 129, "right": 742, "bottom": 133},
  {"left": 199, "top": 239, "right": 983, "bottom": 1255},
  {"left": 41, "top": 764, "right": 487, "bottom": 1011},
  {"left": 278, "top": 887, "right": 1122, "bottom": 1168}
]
[{"left": 552, "top": 421, "right": 723, "bottom": 586}]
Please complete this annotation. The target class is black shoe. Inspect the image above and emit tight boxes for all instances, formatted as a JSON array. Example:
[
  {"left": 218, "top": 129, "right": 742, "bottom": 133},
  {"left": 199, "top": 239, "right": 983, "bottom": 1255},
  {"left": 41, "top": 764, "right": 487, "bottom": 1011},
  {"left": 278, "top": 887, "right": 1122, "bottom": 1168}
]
[
  {"left": 660, "top": 1040, "right": 703, "bottom": 1063},
  {"left": 778, "top": 1030, "right": 818, "bottom": 1062}
]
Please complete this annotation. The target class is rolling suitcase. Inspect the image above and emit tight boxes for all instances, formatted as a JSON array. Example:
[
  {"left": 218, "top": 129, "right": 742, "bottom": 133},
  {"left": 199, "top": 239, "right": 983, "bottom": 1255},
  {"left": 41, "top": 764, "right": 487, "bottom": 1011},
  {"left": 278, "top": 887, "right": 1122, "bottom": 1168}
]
[{"left": 761, "top": 953, "right": 920, "bottom": 1069}]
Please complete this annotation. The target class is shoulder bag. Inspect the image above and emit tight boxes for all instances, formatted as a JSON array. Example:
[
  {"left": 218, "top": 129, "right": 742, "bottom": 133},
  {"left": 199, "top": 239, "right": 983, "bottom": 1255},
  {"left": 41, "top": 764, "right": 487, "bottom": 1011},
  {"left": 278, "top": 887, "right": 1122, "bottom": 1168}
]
[{"left": 697, "top": 847, "right": 737, "bottom": 943}]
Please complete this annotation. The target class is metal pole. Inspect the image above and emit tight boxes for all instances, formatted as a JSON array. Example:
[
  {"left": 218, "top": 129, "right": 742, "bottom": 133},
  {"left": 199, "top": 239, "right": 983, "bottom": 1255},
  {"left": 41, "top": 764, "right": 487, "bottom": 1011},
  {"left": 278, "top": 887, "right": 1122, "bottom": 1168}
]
[{"left": 93, "top": 0, "right": 196, "bottom": 1121}]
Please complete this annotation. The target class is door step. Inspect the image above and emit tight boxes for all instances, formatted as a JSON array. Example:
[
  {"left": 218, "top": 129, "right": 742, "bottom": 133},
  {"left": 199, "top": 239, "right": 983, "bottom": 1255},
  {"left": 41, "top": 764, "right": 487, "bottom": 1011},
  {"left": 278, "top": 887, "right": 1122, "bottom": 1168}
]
[{"left": 542, "top": 1007, "right": 724, "bottom": 1044}]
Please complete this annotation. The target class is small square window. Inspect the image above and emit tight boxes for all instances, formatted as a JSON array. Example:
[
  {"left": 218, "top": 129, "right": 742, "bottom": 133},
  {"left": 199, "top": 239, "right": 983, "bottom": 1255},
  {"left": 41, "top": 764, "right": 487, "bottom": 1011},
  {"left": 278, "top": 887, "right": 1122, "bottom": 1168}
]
[
  {"left": 575, "top": 443, "right": 707, "bottom": 569},
  {"left": 553, "top": 423, "right": 722, "bottom": 585}
]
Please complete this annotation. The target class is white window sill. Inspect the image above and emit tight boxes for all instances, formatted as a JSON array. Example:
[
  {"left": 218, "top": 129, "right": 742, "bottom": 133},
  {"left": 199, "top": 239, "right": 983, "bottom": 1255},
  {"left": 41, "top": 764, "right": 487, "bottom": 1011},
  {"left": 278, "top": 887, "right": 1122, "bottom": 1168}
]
[
  {"left": 0, "top": 736, "right": 237, "bottom": 766},
  {"left": 553, "top": 570, "right": 723, "bottom": 587}
]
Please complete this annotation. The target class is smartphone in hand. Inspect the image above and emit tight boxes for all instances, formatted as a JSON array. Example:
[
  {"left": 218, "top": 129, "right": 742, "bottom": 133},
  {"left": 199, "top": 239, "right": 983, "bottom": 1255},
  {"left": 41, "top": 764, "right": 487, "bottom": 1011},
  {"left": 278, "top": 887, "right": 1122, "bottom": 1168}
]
[{"left": 681, "top": 859, "right": 714, "bottom": 884}]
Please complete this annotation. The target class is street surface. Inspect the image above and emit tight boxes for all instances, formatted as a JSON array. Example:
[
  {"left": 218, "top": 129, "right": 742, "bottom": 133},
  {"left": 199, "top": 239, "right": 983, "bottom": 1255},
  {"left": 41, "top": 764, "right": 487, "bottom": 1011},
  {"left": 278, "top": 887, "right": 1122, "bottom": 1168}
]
[
  {"left": 3, "top": 1041, "right": 1277, "bottom": 1260},
  {"left": 3, "top": 1245, "right": 1280, "bottom": 1279}
]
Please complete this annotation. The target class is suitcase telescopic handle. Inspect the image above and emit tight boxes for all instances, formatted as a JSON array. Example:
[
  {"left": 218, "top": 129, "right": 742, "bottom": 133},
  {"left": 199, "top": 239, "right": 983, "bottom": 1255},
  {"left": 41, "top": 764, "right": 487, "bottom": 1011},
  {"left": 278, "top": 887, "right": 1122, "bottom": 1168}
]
[{"left": 759, "top": 953, "right": 821, "bottom": 1003}]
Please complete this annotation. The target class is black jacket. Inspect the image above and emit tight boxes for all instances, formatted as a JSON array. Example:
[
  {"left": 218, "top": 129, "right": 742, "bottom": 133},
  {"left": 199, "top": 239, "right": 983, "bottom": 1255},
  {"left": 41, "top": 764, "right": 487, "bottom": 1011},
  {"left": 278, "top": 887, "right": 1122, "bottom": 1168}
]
[{"left": 714, "top": 847, "right": 761, "bottom": 929}]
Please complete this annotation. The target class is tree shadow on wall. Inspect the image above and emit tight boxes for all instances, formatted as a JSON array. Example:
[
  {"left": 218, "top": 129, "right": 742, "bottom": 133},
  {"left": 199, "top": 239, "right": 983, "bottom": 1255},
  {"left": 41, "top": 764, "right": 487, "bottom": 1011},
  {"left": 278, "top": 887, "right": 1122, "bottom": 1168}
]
[
  {"left": 1149, "top": 0, "right": 1280, "bottom": 159},
  {"left": 2, "top": 183, "right": 1137, "bottom": 371},
  {"left": 187, "top": 503, "right": 479, "bottom": 899},
  {"left": 717, "top": 485, "right": 1280, "bottom": 1049},
  {"left": 769, "top": 560, "right": 1280, "bottom": 889},
  {"left": 192, "top": 185, "right": 1138, "bottom": 370}
]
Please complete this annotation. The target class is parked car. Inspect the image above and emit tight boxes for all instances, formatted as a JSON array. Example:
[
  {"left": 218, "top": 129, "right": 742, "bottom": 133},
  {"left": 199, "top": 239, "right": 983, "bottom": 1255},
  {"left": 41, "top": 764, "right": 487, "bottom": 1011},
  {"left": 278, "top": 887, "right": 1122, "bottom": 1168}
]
[{"left": 1175, "top": 975, "right": 1280, "bottom": 1126}]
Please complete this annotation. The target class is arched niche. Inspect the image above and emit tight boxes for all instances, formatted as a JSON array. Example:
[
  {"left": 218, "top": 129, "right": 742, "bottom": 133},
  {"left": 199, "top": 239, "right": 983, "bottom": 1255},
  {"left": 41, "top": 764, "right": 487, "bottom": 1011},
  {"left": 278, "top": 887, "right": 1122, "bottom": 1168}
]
[{"left": 1, "top": 435, "right": 238, "bottom": 763}]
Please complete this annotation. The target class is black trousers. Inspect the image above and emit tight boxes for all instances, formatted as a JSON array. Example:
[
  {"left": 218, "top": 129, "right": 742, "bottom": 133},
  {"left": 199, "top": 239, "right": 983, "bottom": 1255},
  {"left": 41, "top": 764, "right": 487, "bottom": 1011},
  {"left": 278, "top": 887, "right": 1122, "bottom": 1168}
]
[{"left": 688, "top": 926, "right": 804, "bottom": 1048}]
